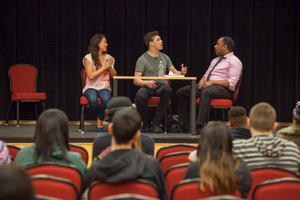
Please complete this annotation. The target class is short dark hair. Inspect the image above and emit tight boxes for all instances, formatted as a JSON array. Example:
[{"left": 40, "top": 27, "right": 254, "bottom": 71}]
[
  {"left": 222, "top": 36, "right": 234, "bottom": 52},
  {"left": 144, "top": 31, "right": 159, "bottom": 48},
  {"left": 0, "top": 165, "right": 34, "bottom": 200},
  {"left": 228, "top": 106, "right": 247, "bottom": 127},
  {"left": 111, "top": 108, "right": 141, "bottom": 144},
  {"left": 249, "top": 102, "right": 276, "bottom": 131},
  {"left": 34, "top": 109, "right": 70, "bottom": 163}
]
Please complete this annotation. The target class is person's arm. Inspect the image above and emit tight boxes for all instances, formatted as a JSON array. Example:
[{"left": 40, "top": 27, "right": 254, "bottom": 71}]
[
  {"left": 203, "top": 79, "right": 230, "bottom": 89},
  {"left": 133, "top": 71, "right": 157, "bottom": 89},
  {"left": 198, "top": 76, "right": 206, "bottom": 90},
  {"left": 169, "top": 64, "right": 187, "bottom": 75},
  {"left": 84, "top": 57, "right": 114, "bottom": 80},
  {"left": 107, "top": 64, "right": 117, "bottom": 78}
]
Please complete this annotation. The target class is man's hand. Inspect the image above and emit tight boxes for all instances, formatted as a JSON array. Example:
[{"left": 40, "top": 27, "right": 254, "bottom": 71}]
[
  {"left": 181, "top": 64, "right": 187, "bottom": 75},
  {"left": 202, "top": 81, "right": 213, "bottom": 89},
  {"left": 146, "top": 81, "right": 157, "bottom": 89}
]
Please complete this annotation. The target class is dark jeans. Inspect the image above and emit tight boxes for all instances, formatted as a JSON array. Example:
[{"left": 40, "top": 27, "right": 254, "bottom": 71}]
[
  {"left": 84, "top": 88, "right": 111, "bottom": 120},
  {"left": 176, "top": 84, "right": 233, "bottom": 126},
  {"left": 136, "top": 83, "right": 172, "bottom": 124}
]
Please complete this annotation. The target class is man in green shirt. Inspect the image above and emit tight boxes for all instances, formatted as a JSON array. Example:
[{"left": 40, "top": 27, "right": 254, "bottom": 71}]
[{"left": 134, "top": 31, "right": 187, "bottom": 133}]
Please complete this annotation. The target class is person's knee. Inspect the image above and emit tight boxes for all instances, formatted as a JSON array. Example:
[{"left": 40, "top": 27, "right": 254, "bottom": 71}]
[
  {"left": 136, "top": 91, "right": 148, "bottom": 102},
  {"left": 161, "top": 85, "right": 172, "bottom": 96}
]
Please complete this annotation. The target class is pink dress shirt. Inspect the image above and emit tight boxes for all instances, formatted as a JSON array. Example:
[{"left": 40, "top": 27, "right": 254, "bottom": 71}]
[{"left": 204, "top": 52, "right": 242, "bottom": 91}]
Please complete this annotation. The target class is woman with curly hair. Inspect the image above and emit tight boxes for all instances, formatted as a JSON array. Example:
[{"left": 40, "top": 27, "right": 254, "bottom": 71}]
[
  {"left": 184, "top": 121, "right": 252, "bottom": 198},
  {"left": 83, "top": 34, "right": 117, "bottom": 132}
]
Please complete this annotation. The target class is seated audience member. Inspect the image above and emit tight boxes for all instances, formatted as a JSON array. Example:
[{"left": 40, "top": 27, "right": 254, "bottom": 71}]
[
  {"left": 14, "top": 109, "right": 86, "bottom": 178},
  {"left": 228, "top": 106, "right": 251, "bottom": 139},
  {"left": 184, "top": 121, "right": 252, "bottom": 198},
  {"left": 0, "top": 140, "right": 11, "bottom": 165},
  {"left": 276, "top": 101, "right": 300, "bottom": 146},
  {"left": 86, "top": 108, "right": 167, "bottom": 200},
  {"left": 233, "top": 102, "right": 300, "bottom": 175},
  {"left": 92, "top": 97, "right": 154, "bottom": 160},
  {"left": 0, "top": 165, "right": 34, "bottom": 200}
]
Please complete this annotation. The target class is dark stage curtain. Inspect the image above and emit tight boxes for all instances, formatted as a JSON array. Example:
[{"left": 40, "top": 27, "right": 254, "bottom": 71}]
[{"left": 0, "top": 0, "right": 299, "bottom": 122}]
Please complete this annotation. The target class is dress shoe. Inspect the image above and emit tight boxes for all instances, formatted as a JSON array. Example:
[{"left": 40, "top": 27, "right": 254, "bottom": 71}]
[
  {"left": 152, "top": 123, "right": 163, "bottom": 133},
  {"left": 141, "top": 122, "right": 151, "bottom": 132}
]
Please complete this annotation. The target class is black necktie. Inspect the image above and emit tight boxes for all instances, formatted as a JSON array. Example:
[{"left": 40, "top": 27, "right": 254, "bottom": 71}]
[{"left": 206, "top": 56, "right": 225, "bottom": 81}]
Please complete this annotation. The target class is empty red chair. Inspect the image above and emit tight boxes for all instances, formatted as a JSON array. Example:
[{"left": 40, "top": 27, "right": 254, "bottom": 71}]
[
  {"left": 5, "top": 64, "right": 46, "bottom": 126},
  {"left": 171, "top": 178, "right": 241, "bottom": 200},
  {"left": 247, "top": 167, "right": 298, "bottom": 200},
  {"left": 87, "top": 180, "right": 159, "bottom": 200},
  {"left": 252, "top": 177, "right": 300, "bottom": 200},
  {"left": 159, "top": 151, "right": 191, "bottom": 174},
  {"left": 156, "top": 144, "right": 196, "bottom": 161},
  {"left": 69, "top": 143, "right": 89, "bottom": 165}
]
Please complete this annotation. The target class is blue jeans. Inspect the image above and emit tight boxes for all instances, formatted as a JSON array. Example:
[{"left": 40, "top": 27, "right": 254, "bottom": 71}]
[{"left": 84, "top": 88, "right": 111, "bottom": 120}]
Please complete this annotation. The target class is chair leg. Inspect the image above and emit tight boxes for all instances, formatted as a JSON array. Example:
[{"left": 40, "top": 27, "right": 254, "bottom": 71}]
[
  {"left": 42, "top": 101, "right": 46, "bottom": 111},
  {"left": 16, "top": 101, "right": 20, "bottom": 127},
  {"left": 5, "top": 102, "right": 12, "bottom": 125},
  {"left": 35, "top": 103, "right": 38, "bottom": 120},
  {"left": 79, "top": 105, "right": 85, "bottom": 133},
  {"left": 221, "top": 109, "right": 225, "bottom": 121}
]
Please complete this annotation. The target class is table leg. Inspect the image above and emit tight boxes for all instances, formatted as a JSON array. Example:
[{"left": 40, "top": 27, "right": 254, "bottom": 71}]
[
  {"left": 189, "top": 80, "right": 196, "bottom": 134},
  {"left": 113, "top": 79, "right": 118, "bottom": 98}
]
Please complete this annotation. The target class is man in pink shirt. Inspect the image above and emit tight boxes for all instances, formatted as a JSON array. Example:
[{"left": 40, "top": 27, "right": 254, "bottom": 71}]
[{"left": 177, "top": 36, "right": 242, "bottom": 135}]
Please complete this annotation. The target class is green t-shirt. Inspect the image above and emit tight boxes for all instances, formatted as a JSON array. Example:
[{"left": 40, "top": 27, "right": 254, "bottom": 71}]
[{"left": 135, "top": 52, "right": 173, "bottom": 84}]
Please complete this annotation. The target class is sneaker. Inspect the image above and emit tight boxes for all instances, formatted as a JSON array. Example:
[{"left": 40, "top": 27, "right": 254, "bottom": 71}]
[
  {"left": 141, "top": 122, "right": 151, "bottom": 132},
  {"left": 152, "top": 123, "right": 163, "bottom": 133}
]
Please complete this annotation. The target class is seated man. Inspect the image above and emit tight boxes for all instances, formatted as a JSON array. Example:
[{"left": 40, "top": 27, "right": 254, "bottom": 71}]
[
  {"left": 276, "top": 101, "right": 300, "bottom": 146},
  {"left": 233, "top": 102, "right": 300, "bottom": 175},
  {"left": 228, "top": 106, "right": 251, "bottom": 139},
  {"left": 86, "top": 108, "right": 167, "bottom": 200},
  {"left": 92, "top": 97, "right": 155, "bottom": 160}
]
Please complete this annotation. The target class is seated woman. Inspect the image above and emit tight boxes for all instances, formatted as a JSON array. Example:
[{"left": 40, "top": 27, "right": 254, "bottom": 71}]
[
  {"left": 184, "top": 121, "right": 252, "bottom": 198},
  {"left": 276, "top": 101, "right": 300, "bottom": 146},
  {"left": 83, "top": 34, "right": 117, "bottom": 132},
  {"left": 14, "top": 109, "right": 86, "bottom": 178}
]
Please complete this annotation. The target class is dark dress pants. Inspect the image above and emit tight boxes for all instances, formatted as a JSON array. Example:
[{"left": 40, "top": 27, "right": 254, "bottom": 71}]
[
  {"left": 177, "top": 84, "right": 233, "bottom": 126},
  {"left": 136, "top": 83, "right": 172, "bottom": 124}
]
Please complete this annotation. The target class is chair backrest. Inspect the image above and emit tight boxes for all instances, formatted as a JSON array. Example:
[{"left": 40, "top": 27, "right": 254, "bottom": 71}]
[
  {"left": 232, "top": 72, "right": 242, "bottom": 104},
  {"left": 69, "top": 143, "right": 89, "bottom": 164},
  {"left": 87, "top": 180, "right": 159, "bottom": 200},
  {"left": 171, "top": 178, "right": 241, "bottom": 200},
  {"left": 26, "top": 162, "right": 83, "bottom": 194},
  {"left": 252, "top": 177, "right": 300, "bottom": 200},
  {"left": 156, "top": 144, "right": 196, "bottom": 161},
  {"left": 8, "top": 64, "right": 38, "bottom": 93},
  {"left": 81, "top": 68, "right": 87, "bottom": 88},
  {"left": 31, "top": 174, "right": 78, "bottom": 200},
  {"left": 165, "top": 163, "right": 190, "bottom": 199},
  {"left": 159, "top": 151, "right": 191, "bottom": 174},
  {"left": 247, "top": 167, "right": 298, "bottom": 200},
  {"left": 6, "top": 144, "right": 21, "bottom": 162}
]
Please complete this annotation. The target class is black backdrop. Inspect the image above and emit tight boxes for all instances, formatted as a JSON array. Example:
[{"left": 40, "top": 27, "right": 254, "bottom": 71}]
[{"left": 0, "top": 0, "right": 299, "bottom": 122}]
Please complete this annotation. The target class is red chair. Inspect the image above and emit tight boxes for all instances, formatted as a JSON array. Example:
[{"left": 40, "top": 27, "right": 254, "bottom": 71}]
[
  {"left": 156, "top": 143, "right": 197, "bottom": 161},
  {"left": 247, "top": 167, "right": 298, "bottom": 200},
  {"left": 87, "top": 180, "right": 159, "bottom": 200},
  {"left": 171, "top": 178, "right": 241, "bottom": 200},
  {"left": 26, "top": 163, "right": 83, "bottom": 194},
  {"left": 6, "top": 144, "right": 21, "bottom": 163},
  {"left": 5, "top": 64, "right": 46, "bottom": 126},
  {"left": 159, "top": 151, "right": 191, "bottom": 174},
  {"left": 165, "top": 163, "right": 190, "bottom": 199},
  {"left": 31, "top": 174, "right": 78, "bottom": 200},
  {"left": 196, "top": 73, "right": 242, "bottom": 121},
  {"left": 69, "top": 143, "right": 89, "bottom": 164},
  {"left": 252, "top": 177, "right": 300, "bottom": 200}
]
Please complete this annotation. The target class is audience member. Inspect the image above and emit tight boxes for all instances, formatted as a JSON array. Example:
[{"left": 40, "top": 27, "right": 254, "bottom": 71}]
[
  {"left": 14, "top": 109, "right": 86, "bottom": 178},
  {"left": 86, "top": 108, "right": 167, "bottom": 200},
  {"left": 0, "top": 165, "right": 34, "bottom": 200},
  {"left": 233, "top": 102, "right": 300, "bottom": 175},
  {"left": 184, "top": 121, "right": 252, "bottom": 198},
  {"left": 0, "top": 140, "right": 11, "bottom": 165},
  {"left": 177, "top": 36, "right": 242, "bottom": 134},
  {"left": 276, "top": 101, "right": 300, "bottom": 146},
  {"left": 82, "top": 34, "right": 117, "bottom": 132},
  {"left": 92, "top": 97, "right": 155, "bottom": 160},
  {"left": 228, "top": 106, "right": 251, "bottom": 139},
  {"left": 134, "top": 31, "right": 187, "bottom": 133}
]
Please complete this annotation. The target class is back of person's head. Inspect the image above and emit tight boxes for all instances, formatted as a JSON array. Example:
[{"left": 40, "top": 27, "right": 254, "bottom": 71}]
[
  {"left": 228, "top": 106, "right": 247, "bottom": 127},
  {"left": 106, "top": 96, "right": 136, "bottom": 119},
  {"left": 249, "top": 102, "right": 276, "bottom": 132},
  {"left": 221, "top": 36, "right": 234, "bottom": 52},
  {"left": 111, "top": 108, "right": 141, "bottom": 145},
  {"left": 0, "top": 165, "right": 34, "bottom": 200},
  {"left": 292, "top": 101, "right": 300, "bottom": 124},
  {"left": 197, "top": 121, "right": 239, "bottom": 194},
  {"left": 34, "top": 108, "right": 70, "bottom": 163},
  {"left": 144, "top": 31, "right": 159, "bottom": 48}
]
